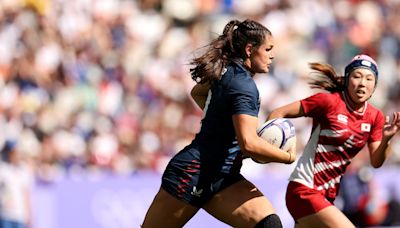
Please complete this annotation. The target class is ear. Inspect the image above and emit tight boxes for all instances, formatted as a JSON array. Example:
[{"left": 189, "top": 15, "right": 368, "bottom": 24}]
[{"left": 245, "top": 43, "right": 253, "bottom": 58}]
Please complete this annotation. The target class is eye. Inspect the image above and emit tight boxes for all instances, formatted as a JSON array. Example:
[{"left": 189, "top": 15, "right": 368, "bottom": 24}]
[{"left": 265, "top": 46, "right": 273, "bottom": 51}]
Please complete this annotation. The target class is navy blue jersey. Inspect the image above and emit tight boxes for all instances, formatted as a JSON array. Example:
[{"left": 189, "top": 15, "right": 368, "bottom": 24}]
[
  {"left": 194, "top": 61, "right": 260, "bottom": 147},
  {"left": 161, "top": 61, "right": 260, "bottom": 206},
  {"left": 192, "top": 61, "right": 260, "bottom": 173}
]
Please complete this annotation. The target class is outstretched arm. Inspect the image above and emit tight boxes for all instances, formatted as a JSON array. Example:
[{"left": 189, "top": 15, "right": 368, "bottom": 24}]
[
  {"left": 267, "top": 101, "right": 305, "bottom": 120},
  {"left": 264, "top": 100, "right": 305, "bottom": 163},
  {"left": 369, "top": 112, "right": 400, "bottom": 168}
]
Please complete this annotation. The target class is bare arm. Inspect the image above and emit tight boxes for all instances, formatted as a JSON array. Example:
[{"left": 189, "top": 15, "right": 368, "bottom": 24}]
[
  {"left": 264, "top": 100, "right": 304, "bottom": 162},
  {"left": 368, "top": 112, "right": 400, "bottom": 168},
  {"left": 190, "top": 83, "right": 211, "bottom": 109},
  {"left": 232, "top": 114, "right": 295, "bottom": 164},
  {"left": 267, "top": 101, "right": 305, "bottom": 120}
]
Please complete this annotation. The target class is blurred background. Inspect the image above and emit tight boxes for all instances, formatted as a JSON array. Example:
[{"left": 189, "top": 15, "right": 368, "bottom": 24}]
[{"left": 1, "top": 0, "right": 400, "bottom": 227}]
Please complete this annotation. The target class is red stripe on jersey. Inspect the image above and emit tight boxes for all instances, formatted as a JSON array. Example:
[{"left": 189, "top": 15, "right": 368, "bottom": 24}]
[{"left": 289, "top": 92, "right": 385, "bottom": 199}]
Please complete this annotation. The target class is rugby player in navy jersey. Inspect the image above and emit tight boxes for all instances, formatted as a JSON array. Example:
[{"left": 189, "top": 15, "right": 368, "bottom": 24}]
[
  {"left": 142, "top": 19, "right": 296, "bottom": 228},
  {"left": 268, "top": 54, "right": 400, "bottom": 227}
]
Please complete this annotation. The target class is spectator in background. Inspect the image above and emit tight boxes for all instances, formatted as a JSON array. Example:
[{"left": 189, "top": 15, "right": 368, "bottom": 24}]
[
  {"left": 0, "top": 0, "right": 400, "bottom": 178},
  {"left": 142, "top": 19, "right": 295, "bottom": 228},
  {"left": 340, "top": 164, "right": 400, "bottom": 227},
  {"left": 0, "top": 141, "right": 33, "bottom": 228},
  {"left": 340, "top": 165, "right": 388, "bottom": 227},
  {"left": 267, "top": 54, "right": 400, "bottom": 227}
]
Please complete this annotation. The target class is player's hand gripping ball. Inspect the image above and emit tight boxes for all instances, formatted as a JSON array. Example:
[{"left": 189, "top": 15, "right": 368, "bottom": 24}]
[{"left": 253, "top": 118, "right": 296, "bottom": 164}]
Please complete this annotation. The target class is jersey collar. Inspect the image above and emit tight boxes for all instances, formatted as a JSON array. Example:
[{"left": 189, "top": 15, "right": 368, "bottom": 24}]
[{"left": 341, "top": 91, "right": 368, "bottom": 116}]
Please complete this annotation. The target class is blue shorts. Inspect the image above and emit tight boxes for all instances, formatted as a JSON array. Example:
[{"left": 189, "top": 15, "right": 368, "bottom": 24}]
[{"left": 161, "top": 145, "right": 244, "bottom": 207}]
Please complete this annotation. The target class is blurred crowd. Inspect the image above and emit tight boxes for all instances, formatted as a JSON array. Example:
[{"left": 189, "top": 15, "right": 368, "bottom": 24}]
[{"left": 1, "top": 0, "right": 400, "bottom": 182}]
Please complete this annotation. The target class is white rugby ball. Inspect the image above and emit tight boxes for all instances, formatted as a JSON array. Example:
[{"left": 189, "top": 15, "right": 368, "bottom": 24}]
[{"left": 253, "top": 118, "right": 296, "bottom": 163}]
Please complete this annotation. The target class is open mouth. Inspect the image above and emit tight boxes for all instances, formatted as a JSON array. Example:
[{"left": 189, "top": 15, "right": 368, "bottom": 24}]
[{"left": 356, "top": 90, "right": 366, "bottom": 95}]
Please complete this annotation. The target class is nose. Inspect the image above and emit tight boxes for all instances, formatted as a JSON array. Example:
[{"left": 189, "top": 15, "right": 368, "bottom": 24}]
[{"left": 359, "top": 77, "right": 367, "bottom": 86}]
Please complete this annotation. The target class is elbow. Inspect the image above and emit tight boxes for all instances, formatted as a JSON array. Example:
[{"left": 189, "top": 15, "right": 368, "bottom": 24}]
[
  {"left": 239, "top": 138, "right": 255, "bottom": 156},
  {"left": 240, "top": 141, "right": 252, "bottom": 155}
]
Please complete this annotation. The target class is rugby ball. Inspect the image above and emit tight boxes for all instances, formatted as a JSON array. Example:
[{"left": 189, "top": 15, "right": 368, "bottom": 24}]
[{"left": 253, "top": 118, "right": 296, "bottom": 163}]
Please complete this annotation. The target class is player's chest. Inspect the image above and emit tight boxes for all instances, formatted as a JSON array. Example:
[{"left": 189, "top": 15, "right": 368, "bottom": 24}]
[{"left": 321, "top": 112, "right": 372, "bottom": 149}]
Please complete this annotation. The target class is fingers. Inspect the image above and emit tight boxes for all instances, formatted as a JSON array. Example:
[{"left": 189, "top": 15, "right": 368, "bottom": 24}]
[
  {"left": 394, "top": 112, "right": 400, "bottom": 126},
  {"left": 391, "top": 113, "right": 396, "bottom": 124},
  {"left": 387, "top": 112, "right": 400, "bottom": 126}
]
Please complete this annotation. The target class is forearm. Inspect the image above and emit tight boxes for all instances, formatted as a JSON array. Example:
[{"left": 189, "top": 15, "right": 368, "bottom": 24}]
[
  {"left": 241, "top": 136, "right": 292, "bottom": 164},
  {"left": 267, "top": 101, "right": 304, "bottom": 120},
  {"left": 267, "top": 111, "right": 283, "bottom": 120},
  {"left": 371, "top": 111, "right": 400, "bottom": 167},
  {"left": 370, "top": 137, "right": 392, "bottom": 168},
  {"left": 233, "top": 114, "right": 294, "bottom": 164}
]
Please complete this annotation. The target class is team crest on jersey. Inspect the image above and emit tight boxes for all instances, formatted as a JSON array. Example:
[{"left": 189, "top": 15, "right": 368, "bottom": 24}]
[
  {"left": 361, "top": 123, "right": 371, "bottom": 132},
  {"left": 337, "top": 114, "right": 348, "bottom": 124}
]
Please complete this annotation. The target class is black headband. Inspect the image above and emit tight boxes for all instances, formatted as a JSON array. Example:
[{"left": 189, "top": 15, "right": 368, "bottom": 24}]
[{"left": 344, "top": 59, "right": 378, "bottom": 79}]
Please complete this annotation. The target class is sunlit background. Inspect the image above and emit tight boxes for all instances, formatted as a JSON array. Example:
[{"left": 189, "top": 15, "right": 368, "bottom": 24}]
[{"left": 1, "top": 0, "right": 400, "bottom": 227}]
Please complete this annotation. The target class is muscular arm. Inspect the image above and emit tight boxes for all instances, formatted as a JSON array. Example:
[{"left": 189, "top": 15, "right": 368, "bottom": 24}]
[
  {"left": 191, "top": 83, "right": 211, "bottom": 109},
  {"left": 368, "top": 139, "right": 391, "bottom": 168},
  {"left": 232, "top": 114, "right": 293, "bottom": 164},
  {"left": 267, "top": 101, "right": 304, "bottom": 120}
]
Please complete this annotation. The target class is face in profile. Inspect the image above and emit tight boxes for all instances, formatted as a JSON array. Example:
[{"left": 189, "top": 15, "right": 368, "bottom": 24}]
[
  {"left": 347, "top": 68, "right": 376, "bottom": 104},
  {"left": 247, "top": 34, "right": 274, "bottom": 74}
]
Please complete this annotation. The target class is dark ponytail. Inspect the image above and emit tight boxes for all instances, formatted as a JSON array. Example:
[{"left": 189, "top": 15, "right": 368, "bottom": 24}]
[
  {"left": 190, "top": 19, "right": 271, "bottom": 84},
  {"left": 308, "top": 63, "right": 345, "bottom": 92}
]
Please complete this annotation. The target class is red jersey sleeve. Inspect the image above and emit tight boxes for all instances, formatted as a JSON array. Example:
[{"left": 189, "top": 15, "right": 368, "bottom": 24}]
[{"left": 300, "top": 92, "right": 333, "bottom": 118}]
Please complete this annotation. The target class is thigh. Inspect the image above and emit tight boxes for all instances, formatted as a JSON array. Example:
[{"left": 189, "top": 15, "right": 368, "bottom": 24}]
[
  {"left": 296, "top": 206, "right": 355, "bottom": 228},
  {"left": 142, "top": 188, "right": 200, "bottom": 228},
  {"left": 203, "top": 179, "right": 276, "bottom": 227},
  {"left": 286, "top": 181, "right": 333, "bottom": 221}
]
